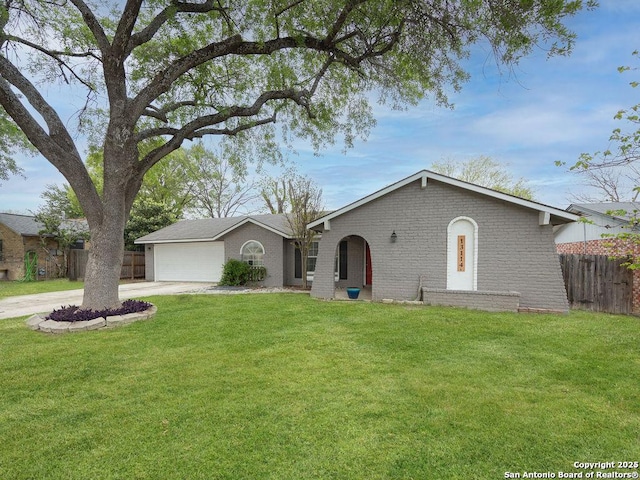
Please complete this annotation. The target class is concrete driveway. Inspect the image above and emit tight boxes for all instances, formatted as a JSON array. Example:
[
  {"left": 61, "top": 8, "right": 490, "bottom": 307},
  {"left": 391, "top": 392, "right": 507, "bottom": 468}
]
[{"left": 0, "top": 282, "right": 213, "bottom": 320}]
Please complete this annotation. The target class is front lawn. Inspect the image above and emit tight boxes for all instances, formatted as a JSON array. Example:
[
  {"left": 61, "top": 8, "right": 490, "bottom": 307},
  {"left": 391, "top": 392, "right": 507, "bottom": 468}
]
[
  {"left": 0, "top": 278, "right": 84, "bottom": 298},
  {"left": 1, "top": 294, "right": 638, "bottom": 479}
]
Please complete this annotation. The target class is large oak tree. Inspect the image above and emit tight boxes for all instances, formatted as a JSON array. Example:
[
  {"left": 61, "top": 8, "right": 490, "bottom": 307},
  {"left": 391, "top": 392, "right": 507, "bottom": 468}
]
[{"left": 0, "top": 0, "right": 594, "bottom": 309}]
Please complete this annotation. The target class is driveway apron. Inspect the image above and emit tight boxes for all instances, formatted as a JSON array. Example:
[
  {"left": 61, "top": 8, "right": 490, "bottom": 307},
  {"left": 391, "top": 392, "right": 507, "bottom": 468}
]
[{"left": 0, "top": 282, "right": 212, "bottom": 320}]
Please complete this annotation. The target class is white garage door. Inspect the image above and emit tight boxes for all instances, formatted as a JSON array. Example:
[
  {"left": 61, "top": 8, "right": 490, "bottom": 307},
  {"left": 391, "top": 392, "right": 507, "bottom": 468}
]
[{"left": 154, "top": 242, "right": 225, "bottom": 282}]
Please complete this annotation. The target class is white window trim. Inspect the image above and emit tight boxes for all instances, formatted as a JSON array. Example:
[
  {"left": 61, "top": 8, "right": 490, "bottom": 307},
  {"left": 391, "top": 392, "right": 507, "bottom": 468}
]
[
  {"left": 240, "top": 240, "right": 265, "bottom": 266},
  {"left": 305, "top": 241, "right": 319, "bottom": 281}
]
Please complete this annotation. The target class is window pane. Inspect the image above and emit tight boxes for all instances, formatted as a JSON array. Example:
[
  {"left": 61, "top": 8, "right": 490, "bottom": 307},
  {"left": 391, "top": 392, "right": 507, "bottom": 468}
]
[
  {"left": 242, "top": 241, "right": 265, "bottom": 266},
  {"left": 307, "top": 257, "right": 317, "bottom": 272}
]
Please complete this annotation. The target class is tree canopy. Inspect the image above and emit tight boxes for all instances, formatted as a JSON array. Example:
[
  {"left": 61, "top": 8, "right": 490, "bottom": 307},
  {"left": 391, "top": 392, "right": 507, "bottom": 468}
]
[
  {"left": 430, "top": 156, "right": 535, "bottom": 200},
  {"left": 0, "top": 0, "right": 595, "bottom": 309},
  {"left": 0, "top": 105, "right": 31, "bottom": 183}
]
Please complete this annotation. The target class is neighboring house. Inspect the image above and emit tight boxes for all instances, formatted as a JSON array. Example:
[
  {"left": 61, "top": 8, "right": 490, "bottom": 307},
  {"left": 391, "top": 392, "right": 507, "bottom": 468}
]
[
  {"left": 137, "top": 170, "right": 578, "bottom": 312},
  {"left": 555, "top": 202, "right": 640, "bottom": 311},
  {"left": 0, "top": 212, "right": 87, "bottom": 281},
  {"left": 554, "top": 202, "right": 639, "bottom": 255}
]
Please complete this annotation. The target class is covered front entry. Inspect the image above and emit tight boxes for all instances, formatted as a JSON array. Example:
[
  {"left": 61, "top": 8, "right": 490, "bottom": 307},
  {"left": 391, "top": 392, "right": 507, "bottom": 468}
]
[
  {"left": 310, "top": 234, "right": 375, "bottom": 301},
  {"left": 334, "top": 235, "right": 372, "bottom": 296}
]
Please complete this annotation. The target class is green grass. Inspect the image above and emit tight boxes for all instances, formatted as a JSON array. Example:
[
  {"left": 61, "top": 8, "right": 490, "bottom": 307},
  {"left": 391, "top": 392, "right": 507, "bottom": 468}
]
[
  {"left": 0, "top": 278, "right": 84, "bottom": 298},
  {"left": 1, "top": 294, "right": 638, "bottom": 479}
]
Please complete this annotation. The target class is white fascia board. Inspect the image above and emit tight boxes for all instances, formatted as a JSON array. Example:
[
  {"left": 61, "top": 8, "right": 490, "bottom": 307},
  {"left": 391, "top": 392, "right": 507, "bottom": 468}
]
[
  {"left": 134, "top": 237, "right": 221, "bottom": 244},
  {"left": 307, "top": 172, "right": 425, "bottom": 229},
  {"left": 212, "top": 217, "right": 292, "bottom": 240},
  {"left": 568, "top": 204, "right": 630, "bottom": 224},
  {"left": 308, "top": 169, "right": 579, "bottom": 228},
  {"left": 427, "top": 171, "right": 579, "bottom": 222}
]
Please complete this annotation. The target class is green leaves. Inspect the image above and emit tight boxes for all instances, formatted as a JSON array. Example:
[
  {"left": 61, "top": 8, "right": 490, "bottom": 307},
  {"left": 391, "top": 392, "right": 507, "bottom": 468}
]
[
  {"left": 430, "top": 156, "right": 536, "bottom": 200},
  {"left": 0, "top": 106, "right": 33, "bottom": 184}
]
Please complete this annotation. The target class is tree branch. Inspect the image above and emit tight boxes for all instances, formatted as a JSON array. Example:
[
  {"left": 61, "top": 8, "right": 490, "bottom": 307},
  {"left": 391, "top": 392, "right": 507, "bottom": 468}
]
[
  {"left": 126, "top": 0, "right": 228, "bottom": 55},
  {"left": 68, "top": 0, "right": 111, "bottom": 55},
  {"left": 112, "top": 0, "right": 143, "bottom": 57},
  {"left": 0, "top": 71, "right": 101, "bottom": 221},
  {"left": 137, "top": 86, "right": 307, "bottom": 143},
  {"left": 142, "top": 100, "right": 200, "bottom": 122},
  {"left": 5, "top": 35, "right": 99, "bottom": 92},
  {"left": 130, "top": 32, "right": 366, "bottom": 120}
]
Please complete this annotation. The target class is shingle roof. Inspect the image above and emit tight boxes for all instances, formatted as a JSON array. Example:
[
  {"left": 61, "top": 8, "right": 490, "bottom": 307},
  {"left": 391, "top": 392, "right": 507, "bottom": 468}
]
[
  {"left": 0, "top": 212, "right": 89, "bottom": 236},
  {"left": 135, "top": 214, "right": 293, "bottom": 244},
  {"left": 569, "top": 202, "right": 640, "bottom": 222},
  {"left": 0, "top": 212, "right": 45, "bottom": 236}
]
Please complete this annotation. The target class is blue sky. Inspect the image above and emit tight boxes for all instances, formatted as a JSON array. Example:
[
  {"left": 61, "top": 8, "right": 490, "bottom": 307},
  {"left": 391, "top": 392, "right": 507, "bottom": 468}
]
[{"left": 1, "top": 0, "right": 639, "bottom": 214}]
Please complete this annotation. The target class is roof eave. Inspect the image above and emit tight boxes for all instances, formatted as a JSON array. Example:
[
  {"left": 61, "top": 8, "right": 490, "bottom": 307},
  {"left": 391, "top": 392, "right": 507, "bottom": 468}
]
[{"left": 308, "top": 170, "right": 579, "bottom": 228}]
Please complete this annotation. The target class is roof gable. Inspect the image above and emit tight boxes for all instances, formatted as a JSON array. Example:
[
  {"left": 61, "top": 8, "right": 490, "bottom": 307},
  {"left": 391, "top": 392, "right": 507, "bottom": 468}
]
[
  {"left": 308, "top": 170, "right": 579, "bottom": 230},
  {"left": 135, "top": 214, "right": 293, "bottom": 244}
]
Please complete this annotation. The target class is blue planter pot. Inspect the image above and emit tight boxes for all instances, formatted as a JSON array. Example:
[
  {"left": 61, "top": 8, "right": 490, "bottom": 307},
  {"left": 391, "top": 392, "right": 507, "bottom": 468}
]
[{"left": 346, "top": 287, "right": 361, "bottom": 300}]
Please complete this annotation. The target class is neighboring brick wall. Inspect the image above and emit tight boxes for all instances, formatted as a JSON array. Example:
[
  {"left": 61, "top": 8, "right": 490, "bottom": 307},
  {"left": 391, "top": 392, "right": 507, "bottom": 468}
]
[
  {"left": 0, "top": 223, "right": 25, "bottom": 280},
  {"left": 557, "top": 238, "right": 640, "bottom": 313},
  {"left": 0, "top": 227, "right": 63, "bottom": 280},
  {"left": 223, "top": 223, "right": 285, "bottom": 287},
  {"left": 311, "top": 178, "right": 570, "bottom": 312},
  {"left": 556, "top": 238, "right": 640, "bottom": 257}
]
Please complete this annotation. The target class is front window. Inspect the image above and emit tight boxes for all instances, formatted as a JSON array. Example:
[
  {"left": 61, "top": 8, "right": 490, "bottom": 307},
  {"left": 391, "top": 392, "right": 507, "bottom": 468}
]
[
  {"left": 307, "top": 241, "right": 319, "bottom": 278},
  {"left": 241, "top": 240, "right": 265, "bottom": 266}
]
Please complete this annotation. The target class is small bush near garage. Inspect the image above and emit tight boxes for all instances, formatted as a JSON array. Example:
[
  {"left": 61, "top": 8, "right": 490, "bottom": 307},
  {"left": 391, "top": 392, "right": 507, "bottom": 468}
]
[{"left": 219, "top": 259, "right": 259, "bottom": 286}]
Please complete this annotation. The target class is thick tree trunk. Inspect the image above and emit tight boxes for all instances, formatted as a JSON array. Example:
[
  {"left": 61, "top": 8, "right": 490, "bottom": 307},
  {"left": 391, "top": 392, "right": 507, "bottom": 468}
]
[{"left": 81, "top": 195, "right": 129, "bottom": 310}]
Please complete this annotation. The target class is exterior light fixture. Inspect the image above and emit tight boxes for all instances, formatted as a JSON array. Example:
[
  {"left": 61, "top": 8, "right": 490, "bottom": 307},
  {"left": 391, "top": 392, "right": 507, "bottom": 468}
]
[{"left": 390, "top": 231, "right": 397, "bottom": 243}]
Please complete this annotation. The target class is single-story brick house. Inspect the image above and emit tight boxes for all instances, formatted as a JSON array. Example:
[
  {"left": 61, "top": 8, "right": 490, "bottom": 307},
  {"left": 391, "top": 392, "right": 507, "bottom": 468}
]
[
  {"left": 307, "top": 170, "right": 577, "bottom": 312},
  {"left": 0, "top": 212, "right": 87, "bottom": 281},
  {"left": 137, "top": 170, "right": 578, "bottom": 312},
  {"left": 555, "top": 202, "right": 640, "bottom": 311}
]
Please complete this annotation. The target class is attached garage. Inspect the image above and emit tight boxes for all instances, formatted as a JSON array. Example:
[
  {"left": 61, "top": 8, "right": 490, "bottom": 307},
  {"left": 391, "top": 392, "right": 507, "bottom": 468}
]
[{"left": 154, "top": 241, "right": 225, "bottom": 282}]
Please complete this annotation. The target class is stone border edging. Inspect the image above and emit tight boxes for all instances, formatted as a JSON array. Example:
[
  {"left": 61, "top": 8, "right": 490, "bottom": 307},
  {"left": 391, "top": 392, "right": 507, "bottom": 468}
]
[{"left": 25, "top": 305, "right": 157, "bottom": 334}]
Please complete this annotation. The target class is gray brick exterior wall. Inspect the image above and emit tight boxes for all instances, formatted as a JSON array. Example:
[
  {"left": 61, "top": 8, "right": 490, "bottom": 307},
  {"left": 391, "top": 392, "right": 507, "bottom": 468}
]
[
  {"left": 423, "top": 288, "right": 521, "bottom": 312},
  {"left": 310, "top": 178, "right": 569, "bottom": 312},
  {"left": 223, "top": 223, "right": 286, "bottom": 287},
  {"left": 144, "top": 244, "right": 154, "bottom": 281}
]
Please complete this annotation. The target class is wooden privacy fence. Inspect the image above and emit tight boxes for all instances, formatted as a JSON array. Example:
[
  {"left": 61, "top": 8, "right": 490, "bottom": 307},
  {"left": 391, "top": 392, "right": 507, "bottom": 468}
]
[
  {"left": 68, "top": 250, "right": 145, "bottom": 281},
  {"left": 559, "top": 254, "right": 633, "bottom": 314}
]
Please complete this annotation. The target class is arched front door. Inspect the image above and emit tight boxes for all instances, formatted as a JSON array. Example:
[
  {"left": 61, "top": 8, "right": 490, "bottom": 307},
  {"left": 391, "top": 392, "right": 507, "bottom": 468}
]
[{"left": 447, "top": 217, "right": 477, "bottom": 291}]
